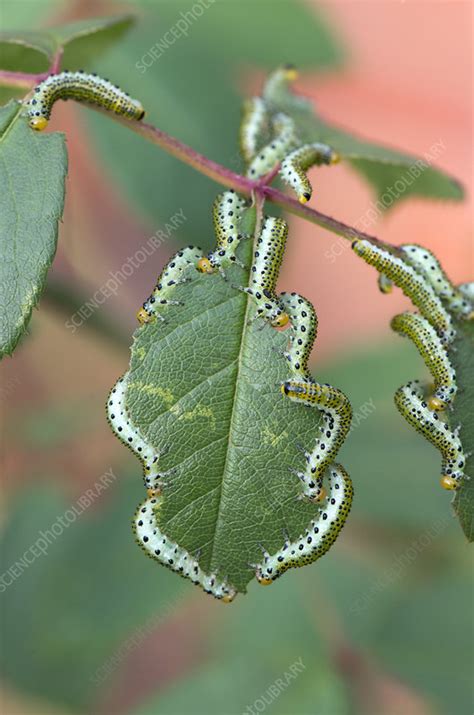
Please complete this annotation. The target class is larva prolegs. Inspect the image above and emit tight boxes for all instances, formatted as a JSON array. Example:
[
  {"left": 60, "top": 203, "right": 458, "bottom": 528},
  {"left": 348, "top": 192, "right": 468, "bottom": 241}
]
[
  {"left": 394, "top": 380, "right": 467, "bottom": 490},
  {"left": 137, "top": 246, "right": 204, "bottom": 324},
  {"left": 281, "top": 379, "right": 352, "bottom": 502},
  {"left": 236, "top": 216, "right": 290, "bottom": 328},
  {"left": 134, "top": 496, "right": 236, "bottom": 602},
  {"left": 255, "top": 464, "right": 353, "bottom": 585}
]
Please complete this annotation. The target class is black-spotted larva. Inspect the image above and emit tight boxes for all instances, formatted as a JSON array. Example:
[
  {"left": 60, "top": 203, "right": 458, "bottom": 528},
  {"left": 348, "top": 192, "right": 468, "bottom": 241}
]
[
  {"left": 279, "top": 143, "right": 340, "bottom": 203},
  {"left": 394, "top": 380, "right": 467, "bottom": 490},
  {"left": 255, "top": 464, "right": 353, "bottom": 584},
  {"left": 108, "top": 377, "right": 237, "bottom": 601},
  {"left": 25, "top": 71, "right": 145, "bottom": 131},
  {"left": 137, "top": 246, "right": 203, "bottom": 324},
  {"left": 134, "top": 495, "right": 236, "bottom": 602},
  {"left": 352, "top": 240, "right": 455, "bottom": 344},
  {"left": 197, "top": 191, "right": 247, "bottom": 275},
  {"left": 240, "top": 97, "right": 269, "bottom": 164},
  {"left": 246, "top": 113, "right": 298, "bottom": 181},
  {"left": 107, "top": 375, "right": 163, "bottom": 490},
  {"left": 400, "top": 244, "right": 473, "bottom": 319},
  {"left": 279, "top": 292, "right": 318, "bottom": 379},
  {"left": 236, "top": 216, "right": 289, "bottom": 328},
  {"left": 281, "top": 379, "right": 352, "bottom": 502},
  {"left": 391, "top": 312, "right": 457, "bottom": 411},
  {"left": 458, "top": 281, "right": 474, "bottom": 305}
]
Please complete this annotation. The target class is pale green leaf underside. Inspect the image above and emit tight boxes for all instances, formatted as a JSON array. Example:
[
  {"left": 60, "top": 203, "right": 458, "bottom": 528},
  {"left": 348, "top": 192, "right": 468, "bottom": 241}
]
[
  {"left": 0, "top": 101, "right": 67, "bottom": 357},
  {"left": 272, "top": 90, "right": 463, "bottom": 205},
  {"left": 452, "top": 321, "right": 474, "bottom": 541},
  {"left": 124, "top": 248, "right": 329, "bottom": 594}
]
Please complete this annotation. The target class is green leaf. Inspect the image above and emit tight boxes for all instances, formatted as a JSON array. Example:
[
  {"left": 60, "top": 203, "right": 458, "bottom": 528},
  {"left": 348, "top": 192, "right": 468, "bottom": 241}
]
[
  {"left": 270, "top": 84, "right": 464, "bottom": 206},
  {"left": 0, "top": 100, "right": 67, "bottom": 358},
  {"left": 452, "top": 320, "right": 474, "bottom": 540},
  {"left": 0, "top": 479, "right": 186, "bottom": 711},
  {"left": 84, "top": 0, "right": 343, "bottom": 251},
  {"left": 120, "top": 239, "right": 343, "bottom": 594},
  {"left": 0, "top": 14, "right": 134, "bottom": 68}
]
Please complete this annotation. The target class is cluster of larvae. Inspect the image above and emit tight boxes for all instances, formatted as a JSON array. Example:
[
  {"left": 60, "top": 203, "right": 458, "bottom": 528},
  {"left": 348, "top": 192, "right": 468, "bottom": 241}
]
[{"left": 352, "top": 239, "right": 473, "bottom": 492}]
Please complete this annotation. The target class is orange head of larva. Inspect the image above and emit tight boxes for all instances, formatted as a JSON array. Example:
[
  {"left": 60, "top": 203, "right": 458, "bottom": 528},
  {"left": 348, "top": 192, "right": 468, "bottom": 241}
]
[
  {"left": 256, "top": 571, "right": 273, "bottom": 586},
  {"left": 197, "top": 257, "right": 214, "bottom": 274},
  {"left": 428, "top": 395, "right": 446, "bottom": 411},
  {"left": 271, "top": 312, "right": 290, "bottom": 329},
  {"left": 440, "top": 475, "right": 459, "bottom": 491},
  {"left": 283, "top": 64, "right": 298, "bottom": 81},
  {"left": 221, "top": 592, "right": 236, "bottom": 603},
  {"left": 29, "top": 116, "right": 48, "bottom": 131},
  {"left": 136, "top": 307, "right": 151, "bottom": 324}
]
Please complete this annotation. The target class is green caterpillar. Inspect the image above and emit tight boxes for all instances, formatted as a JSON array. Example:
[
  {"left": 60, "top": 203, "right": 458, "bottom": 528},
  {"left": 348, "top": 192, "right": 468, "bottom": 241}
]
[
  {"left": 25, "top": 70, "right": 145, "bottom": 130},
  {"left": 255, "top": 464, "right": 353, "bottom": 584}
]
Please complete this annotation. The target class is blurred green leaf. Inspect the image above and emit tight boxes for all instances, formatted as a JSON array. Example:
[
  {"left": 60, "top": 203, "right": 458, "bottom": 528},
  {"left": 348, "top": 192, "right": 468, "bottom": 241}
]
[
  {"left": 84, "top": 0, "right": 343, "bottom": 251},
  {"left": 452, "top": 320, "right": 474, "bottom": 540},
  {"left": 0, "top": 479, "right": 186, "bottom": 711},
  {"left": 0, "top": 14, "right": 134, "bottom": 66},
  {"left": 136, "top": 574, "right": 349, "bottom": 715},
  {"left": 0, "top": 100, "right": 67, "bottom": 358},
  {"left": 120, "top": 239, "right": 340, "bottom": 594},
  {"left": 269, "top": 81, "right": 464, "bottom": 206}
]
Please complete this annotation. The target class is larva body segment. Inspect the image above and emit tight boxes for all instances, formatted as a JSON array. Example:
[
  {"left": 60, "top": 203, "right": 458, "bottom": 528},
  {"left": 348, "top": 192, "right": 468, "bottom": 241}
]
[
  {"left": 107, "top": 375, "right": 162, "bottom": 490},
  {"left": 281, "top": 379, "right": 352, "bottom": 502},
  {"left": 25, "top": 71, "right": 145, "bottom": 130},
  {"left": 197, "top": 191, "right": 247, "bottom": 274},
  {"left": 134, "top": 496, "right": 236, "bottom": 602},
  {"left": 262, "top": 64, "right": 299, "bottom": 104},
  {"left": 137, "top": 246, "right": 203, "bottom": 324},
  {"left": 279, "top": 142, "right": 339, "bottom": 203},
  {"left": 352, "top": 240, "right": 455, "bottom": 344},
  {"left": 401, "top": 244, "right": 472, "bottom": 319},
  {"left": 240, "top": 97, "right": 269, "bottom": 164},
  {"left": 394, "top": 381, "right": 466, "bottom": 489},
  {"left": 246, "top": 113, "right": 298, "bottom": 181},
  {"left": 391, "top": 312, "right": 457, "bottom": 410},
  {"left": 279, "top": 292, "right": 318, "bottom": 379},
  {"left": 458, "top": 281, "right": 474, "bottom": 303},
  {"left": 237, "top": 216, "right": 289, "bottom": 327},
  {"left": 255, "top": 464, "right": 353, "bottom": 585}
]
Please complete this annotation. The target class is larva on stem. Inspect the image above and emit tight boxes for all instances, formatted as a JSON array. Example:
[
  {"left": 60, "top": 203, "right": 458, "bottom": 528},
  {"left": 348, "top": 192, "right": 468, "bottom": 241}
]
[
  {"left": 255, "top": 464, "right": 353, "bottom": 585},
  {"left": 197, "top": 191, "right": 247, "bottom": 275},
  {"left": 239, "top": 97, "right": 269, "bottom": 164},
  {"left": 394, "top": 380, "right": 467, "bottom": 491},
  {"left": 137, "top": 246, "right": 204, "bottom": 324},
  {"left": 391, "top": 312, "right": 457, "bottom": 411},
  {"left": 279, "top": 143, "right": 340, "bottom": 204},
  {"left": 236, "top": 216, "right": 290, "bottom": 328},
  {"left": 352, "top": 239, "right": 455, "bottom": 344},
  {"left": 246, "top": 113, "right": 298, "bottom": 181},
  {"left": 134, "top": 495, "right": 236, "bottom": 602},
  {"left": 25, "top": 71, "right": 145, "bottom": 131}
]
